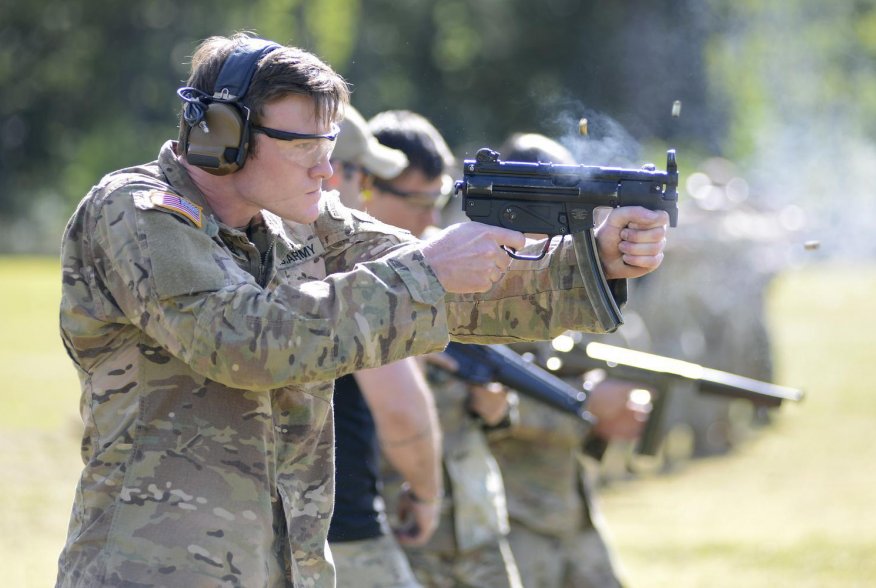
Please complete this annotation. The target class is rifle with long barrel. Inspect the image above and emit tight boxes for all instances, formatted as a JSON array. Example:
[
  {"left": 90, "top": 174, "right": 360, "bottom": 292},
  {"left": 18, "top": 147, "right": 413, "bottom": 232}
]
[
  {"left": 441, "top": 342, "right": 594, "bottom": 425},
  {"left": 454, "top": 148, "right": 679, "bottom": 332},
  {"left": 541, "top": 339, "right": 804, "bottom": 455}
]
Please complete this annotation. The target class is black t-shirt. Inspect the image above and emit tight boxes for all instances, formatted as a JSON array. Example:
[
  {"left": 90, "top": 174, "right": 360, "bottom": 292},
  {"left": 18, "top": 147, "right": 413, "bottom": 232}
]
[{"left": 328, "top": 373, "right": 388, "bottom": 543}]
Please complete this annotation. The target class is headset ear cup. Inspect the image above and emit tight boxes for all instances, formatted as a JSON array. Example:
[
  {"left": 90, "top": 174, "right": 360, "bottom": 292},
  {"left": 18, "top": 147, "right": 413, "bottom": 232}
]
[
  {"left": 237, "top": 120, "right": 253, "bottom": 170},
  {"left": 178, "top": 38, "right": 279, "bottom": 175},
  {"left": 183, "top": 102, "right": 248, "bottom": 175}
]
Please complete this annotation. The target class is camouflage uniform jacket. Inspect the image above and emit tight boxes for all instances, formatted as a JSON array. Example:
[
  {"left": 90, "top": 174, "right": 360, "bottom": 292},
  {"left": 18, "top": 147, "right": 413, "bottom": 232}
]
[
  {"left": 433, "top": 372, "right": 510, "bottom": 554},
  {"left": 384, "top": 369, "right": 510, "bottom": 556},
  {"left": 491, "top": 330, "right": 643, "bottom": 538},
  {"left": 489, "top": 393, "right": 593, "bottom": 538},
  {"left": 57, "top": 141, "right": 621, "bottom": 587}
]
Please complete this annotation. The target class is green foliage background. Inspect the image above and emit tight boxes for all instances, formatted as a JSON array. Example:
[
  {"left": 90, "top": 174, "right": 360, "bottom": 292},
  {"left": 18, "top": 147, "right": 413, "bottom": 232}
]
[{"left": 2, "top": 1, "right": 876, "bottom": 252}]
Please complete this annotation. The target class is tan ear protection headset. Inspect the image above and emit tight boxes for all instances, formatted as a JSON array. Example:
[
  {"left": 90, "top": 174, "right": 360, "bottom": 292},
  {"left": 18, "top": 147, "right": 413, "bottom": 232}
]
[{"left": 177, "top": 38, "right": 281, "bottom": 175}]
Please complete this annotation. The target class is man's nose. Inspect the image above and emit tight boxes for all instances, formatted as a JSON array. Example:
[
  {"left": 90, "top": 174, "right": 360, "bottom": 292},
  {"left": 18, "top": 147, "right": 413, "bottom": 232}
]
[{"left": 310, "top": 157, "right": 334, "bottom": 180}]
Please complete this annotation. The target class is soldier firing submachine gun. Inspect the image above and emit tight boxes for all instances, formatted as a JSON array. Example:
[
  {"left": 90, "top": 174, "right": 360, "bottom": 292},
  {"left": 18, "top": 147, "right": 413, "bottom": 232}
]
[{"left": 455, "top": 147, "right": 679, "bottom": 332}]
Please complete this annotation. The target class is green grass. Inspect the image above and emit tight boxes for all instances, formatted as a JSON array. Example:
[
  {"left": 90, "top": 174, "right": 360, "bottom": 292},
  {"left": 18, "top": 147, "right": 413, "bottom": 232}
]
[
  {"left": 0, "top": 256, "right": 80, "bottom": 431},
  {"left": 599, "top": 263, "right": 876, "bottom": 587},
  {"left": 0, "top": 256, "right": 83, "bottom": 587},
  {"left": 2, "top": 257, "right": 875, "bottom": 587}
]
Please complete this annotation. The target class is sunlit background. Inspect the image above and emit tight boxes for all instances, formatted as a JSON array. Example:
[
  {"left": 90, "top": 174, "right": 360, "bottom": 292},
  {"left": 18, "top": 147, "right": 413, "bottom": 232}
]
[
  {"left": 2, "top": 1, "right": 875, "bottom": 587},
  {"left": 3, "top": 1, "right": 875, "bottom": 257}
]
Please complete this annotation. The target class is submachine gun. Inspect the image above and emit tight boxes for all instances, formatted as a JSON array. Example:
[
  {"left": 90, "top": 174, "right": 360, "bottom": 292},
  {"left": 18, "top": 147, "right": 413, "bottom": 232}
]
[
  {"left": 441, "top": 342, "right": 594, "bottom": 425},
  {"left": 540, "top": 337, "right": 805, "bottom": 456},
  {"left": 455, "top": 148, "right": 679, "bottom": 332}
]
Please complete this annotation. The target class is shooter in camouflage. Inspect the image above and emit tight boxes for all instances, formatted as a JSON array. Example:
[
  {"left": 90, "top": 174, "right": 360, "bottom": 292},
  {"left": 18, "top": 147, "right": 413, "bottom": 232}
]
[
  {"left": 624, "top": 155, "right": 786, "bottom": 459},
  {"left": 326, "top": 104, "right": 441, "bottom": 588},
  {"left": 355, "top": 109, "right": 523, "bottom": 588},
  {"left": 56, "top": 35, "right": 669, "bottom": 587},
  {"left": 388, "top": 369, "right": 523, "bottom": 588}
]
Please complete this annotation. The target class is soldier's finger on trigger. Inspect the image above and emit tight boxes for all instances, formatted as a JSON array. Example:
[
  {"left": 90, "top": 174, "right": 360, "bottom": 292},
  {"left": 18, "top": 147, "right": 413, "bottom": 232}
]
[
  {"left": 485, "top": 245, "right": 507, "bottom": 268},
  {"left": 490, "top": 225, "right": 526, "bottom": 251}
]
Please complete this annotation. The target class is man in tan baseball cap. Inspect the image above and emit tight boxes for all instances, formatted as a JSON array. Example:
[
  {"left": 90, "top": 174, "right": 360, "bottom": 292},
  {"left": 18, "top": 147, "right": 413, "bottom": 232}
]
[
  {"left": 327, "top": 108, "right": 443, "bottom": 588},
  {"left": 327, "top": 104, "right": 409, "bottom": 208}
]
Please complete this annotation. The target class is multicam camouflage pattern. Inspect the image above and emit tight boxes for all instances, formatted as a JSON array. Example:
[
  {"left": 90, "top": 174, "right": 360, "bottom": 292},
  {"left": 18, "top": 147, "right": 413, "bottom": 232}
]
[
  {"left": 491, "top": 400, "right": 625, "bottom": 588},
  {"left": 488, "top": 394, "right": 592, "bottom": 538},
  {"left": 381, "top": 370, "right": 521, "bottom": 588},
  {"left": 506, "top": 522, "right": 624, "bottom": 588},
  {"left": 489, "top": 335, "right": 630, "bottom": 587},
  {"left": 403, "top": 537, "right": 522, "bottom": 588},
  {"left": 446, "top": 234, "right": 621, "bottom": 344},
  {"left": 330, "top": 535, "right": 422, "bottom": 588},
  {"left": 57, "top": 140, "right": 619, "bottom": 587}
]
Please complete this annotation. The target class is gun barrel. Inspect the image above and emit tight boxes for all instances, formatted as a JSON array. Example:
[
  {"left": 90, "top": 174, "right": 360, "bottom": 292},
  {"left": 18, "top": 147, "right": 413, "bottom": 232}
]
[{"left": 585, "top": 342, "right": 804, "bottom": 407}]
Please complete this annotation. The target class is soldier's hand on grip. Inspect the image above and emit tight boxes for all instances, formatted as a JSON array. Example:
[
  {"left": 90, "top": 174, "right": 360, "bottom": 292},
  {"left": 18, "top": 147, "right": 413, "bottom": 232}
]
[
  {"left": 394, "top": 483, "right": 441, "bottom": 547},
  {"left": 596, "top": 207, "right": 669, "bottom": 280},
  {"left": 587, "top": 378, "right": 652, "bottom": 442},
  {"left": 421, "top": 223, "right": 525, "bottom": 293},
  {"left": 466, "top": 383, "right": 511, "bottom": 426}
]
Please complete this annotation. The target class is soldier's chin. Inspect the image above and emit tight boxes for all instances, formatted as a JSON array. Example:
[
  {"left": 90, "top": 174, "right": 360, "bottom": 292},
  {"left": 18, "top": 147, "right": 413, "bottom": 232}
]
[
  {"left": 285, "top": 195, "right": 321, "bottom": 224},
  {"left": 297, "top": 208, "right": 320, "bottom": 224}
]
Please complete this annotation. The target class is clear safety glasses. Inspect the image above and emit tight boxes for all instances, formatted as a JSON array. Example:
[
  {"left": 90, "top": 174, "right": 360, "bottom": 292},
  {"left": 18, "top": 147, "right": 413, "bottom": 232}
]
[{"left": 252, "top": 123, "right": 340, "bottom": 168}]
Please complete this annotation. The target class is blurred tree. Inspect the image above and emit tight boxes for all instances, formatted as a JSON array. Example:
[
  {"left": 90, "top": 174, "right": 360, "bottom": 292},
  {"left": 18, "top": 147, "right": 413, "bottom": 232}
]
[
  {"left": 704, "top": 0, "right": 876, "bottom": 259},
  {"left": 0, "top": 0, "right": 359, "bottom": 235},
  {"left": 342, "top": 0, "right": 723, "bottom": 161},
  {"left": 2, "top": 0, "right": 874, "bottom": 253},
  {"left": 707, "top": 0, "right": 876, "bottom": 159}
]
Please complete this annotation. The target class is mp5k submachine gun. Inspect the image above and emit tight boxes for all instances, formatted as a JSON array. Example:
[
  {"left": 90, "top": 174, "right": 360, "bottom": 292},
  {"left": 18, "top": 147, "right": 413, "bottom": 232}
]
[{"left": 455, "top": 148, "right": 679, "bottom": 332}]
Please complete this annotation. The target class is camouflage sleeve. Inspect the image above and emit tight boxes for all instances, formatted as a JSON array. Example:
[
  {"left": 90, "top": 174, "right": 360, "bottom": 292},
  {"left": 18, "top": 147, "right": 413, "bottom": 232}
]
[
  {"left": 85, "top": 184, "right": 450, "bottom": 390},
  {"left": 314, "top": 192, "right": 448, "bottom": 310},
  {"left": 445, "top": 237, "right": 625, "bottom": 343}
]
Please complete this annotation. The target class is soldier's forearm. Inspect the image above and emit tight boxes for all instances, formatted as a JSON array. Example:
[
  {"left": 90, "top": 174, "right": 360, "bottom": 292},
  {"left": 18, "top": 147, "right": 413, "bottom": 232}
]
[{"left": 356, "top": 359, "right": 444, "bottom": 501}]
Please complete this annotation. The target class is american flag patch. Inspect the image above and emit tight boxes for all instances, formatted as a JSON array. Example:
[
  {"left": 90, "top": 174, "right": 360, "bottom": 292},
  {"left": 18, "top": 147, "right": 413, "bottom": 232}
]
[{"left": 133, "top": 190, "right": 203, "bottom": 228}]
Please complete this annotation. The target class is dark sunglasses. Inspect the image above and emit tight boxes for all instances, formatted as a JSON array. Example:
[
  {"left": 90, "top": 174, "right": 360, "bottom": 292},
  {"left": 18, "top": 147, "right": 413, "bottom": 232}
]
[
  {"left": 372, "top": 178, "right": 447, "bottom": 200},
  {"left": 372, "top": 177, "right": 453, "bottom": 210}
]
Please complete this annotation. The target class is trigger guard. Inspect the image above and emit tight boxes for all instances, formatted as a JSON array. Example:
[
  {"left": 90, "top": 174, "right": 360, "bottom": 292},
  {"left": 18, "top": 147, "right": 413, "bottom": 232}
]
[{"left": 501, "top": 237, "right": 557, "bottom": 261}]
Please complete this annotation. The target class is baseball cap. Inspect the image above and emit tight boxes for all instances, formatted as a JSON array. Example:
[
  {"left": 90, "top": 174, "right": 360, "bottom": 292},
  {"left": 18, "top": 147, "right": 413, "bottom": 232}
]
[{"left": 333, "top": 105, "right": 409, "bottom": 180}]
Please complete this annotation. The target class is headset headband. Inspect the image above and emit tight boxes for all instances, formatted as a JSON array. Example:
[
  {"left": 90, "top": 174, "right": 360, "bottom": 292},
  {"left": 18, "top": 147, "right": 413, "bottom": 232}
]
[
  {"left": 213, "top": 38, "right": 282, "bottom": 102},
  {"left": 177, "top": 37, "right": 282, "bottom": 175}
]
